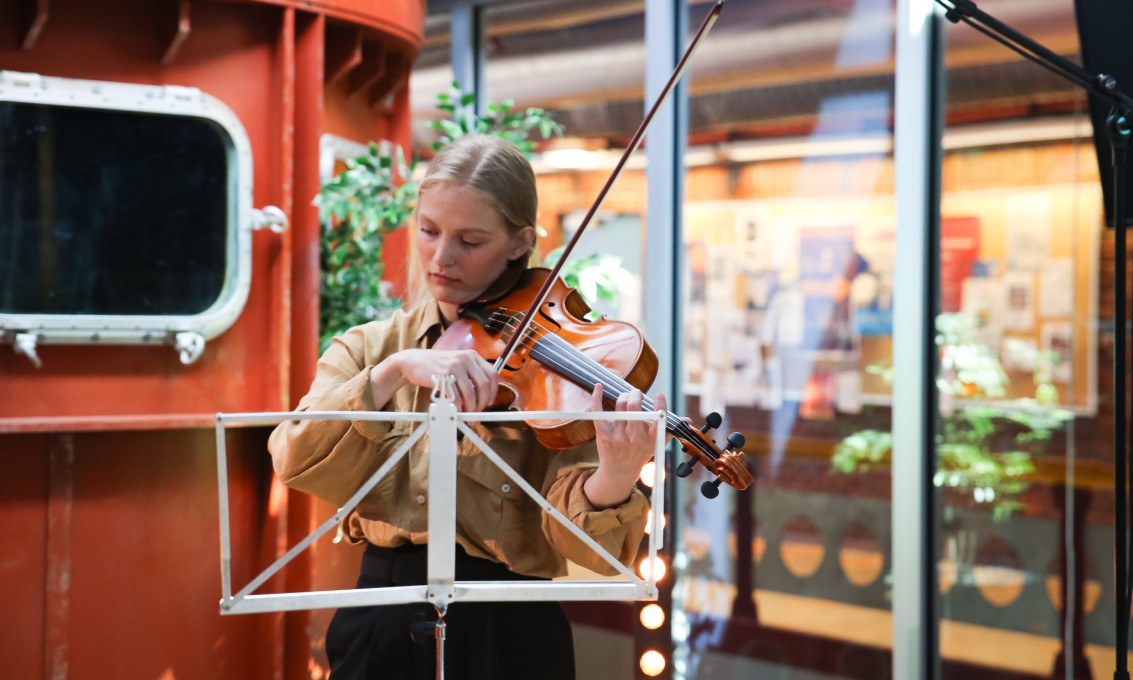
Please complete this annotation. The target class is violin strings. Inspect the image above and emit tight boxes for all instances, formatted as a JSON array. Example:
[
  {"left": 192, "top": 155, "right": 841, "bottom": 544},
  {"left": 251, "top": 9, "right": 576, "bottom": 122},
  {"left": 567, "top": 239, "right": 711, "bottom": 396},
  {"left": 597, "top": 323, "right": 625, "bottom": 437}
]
[
  {"left": 490, "top": 310, "right": 651, "bottom": 404},
  {"left": 487, "top": 310, "right": 717, "bottom": 461},
  {"left": 490, "top": 309, "right": 697, "bottom": 434},
  {"left": 535, "top": 333, "right": 718, "bottom": 462}
]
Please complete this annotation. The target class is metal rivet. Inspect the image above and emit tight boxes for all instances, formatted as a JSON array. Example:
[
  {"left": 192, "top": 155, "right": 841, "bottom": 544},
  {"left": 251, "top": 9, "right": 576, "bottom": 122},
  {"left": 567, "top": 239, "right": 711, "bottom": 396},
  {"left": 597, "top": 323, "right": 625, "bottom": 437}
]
[
  {"left": 501, "top": 484, "right": 511, "bottom": 494},
  {"left": 417, "top": 494, "right": 426, "bottom": 505}
]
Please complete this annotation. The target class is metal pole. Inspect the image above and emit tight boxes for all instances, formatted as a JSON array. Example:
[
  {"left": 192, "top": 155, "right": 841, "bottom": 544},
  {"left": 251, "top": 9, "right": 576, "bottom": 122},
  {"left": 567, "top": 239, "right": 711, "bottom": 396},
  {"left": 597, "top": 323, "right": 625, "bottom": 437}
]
[
  {"left": 435, "top": 605, "right": 448, "bottom": 680},
  {"left": 1109, "top": 106, "right": 1130, "bottom": 680},
  {"left": 450, "top": 3, "right": 485, "bottom": 118},
  {"left": 893, "top": 0, "right": 943, "bottom": 677}
]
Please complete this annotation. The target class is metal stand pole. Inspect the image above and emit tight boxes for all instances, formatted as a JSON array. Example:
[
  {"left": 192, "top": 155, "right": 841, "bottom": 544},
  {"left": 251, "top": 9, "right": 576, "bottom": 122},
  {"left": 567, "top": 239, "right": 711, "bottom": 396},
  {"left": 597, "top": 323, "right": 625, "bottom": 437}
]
[
  {"left": 1108, "top": 107, "right": 1130, "bottom": 680},
  {"left": 434, "top": 604, "right": 447, "bottom": 680},
  {"left": 428, "top": 377, "right": 458, "bottom": 680}
]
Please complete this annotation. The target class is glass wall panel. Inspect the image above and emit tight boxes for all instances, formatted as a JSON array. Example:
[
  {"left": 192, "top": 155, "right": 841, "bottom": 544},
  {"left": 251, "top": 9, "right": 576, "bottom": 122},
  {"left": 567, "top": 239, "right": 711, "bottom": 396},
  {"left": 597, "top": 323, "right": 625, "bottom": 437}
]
[
  {"left": 936, "top": 3, "right": 1121, "bottom": 678},
  {"left": 675, "top": 1, "right": 897, "bottom": 678}
]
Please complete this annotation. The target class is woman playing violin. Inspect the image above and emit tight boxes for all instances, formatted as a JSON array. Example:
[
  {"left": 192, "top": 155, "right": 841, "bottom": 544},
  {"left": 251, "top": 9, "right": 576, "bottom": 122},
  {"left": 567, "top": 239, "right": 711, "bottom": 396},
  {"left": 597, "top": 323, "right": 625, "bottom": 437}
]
[{"left": 268, "top": 134, "right": 666, "bottom": 680}]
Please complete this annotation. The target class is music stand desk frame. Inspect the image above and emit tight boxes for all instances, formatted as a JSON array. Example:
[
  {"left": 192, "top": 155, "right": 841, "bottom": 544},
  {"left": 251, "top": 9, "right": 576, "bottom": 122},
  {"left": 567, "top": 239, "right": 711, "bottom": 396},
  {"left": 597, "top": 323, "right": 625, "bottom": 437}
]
[{"left": 215, "top": 375, "right": 665, "bottom": 616}]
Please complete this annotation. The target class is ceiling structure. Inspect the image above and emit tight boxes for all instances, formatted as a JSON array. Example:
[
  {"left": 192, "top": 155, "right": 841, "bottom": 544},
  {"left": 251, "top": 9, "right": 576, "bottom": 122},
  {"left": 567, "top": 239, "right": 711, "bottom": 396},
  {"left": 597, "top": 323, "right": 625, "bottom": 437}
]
[{"left": 409, "top": 0, "right": 1087, "bottom": 151}]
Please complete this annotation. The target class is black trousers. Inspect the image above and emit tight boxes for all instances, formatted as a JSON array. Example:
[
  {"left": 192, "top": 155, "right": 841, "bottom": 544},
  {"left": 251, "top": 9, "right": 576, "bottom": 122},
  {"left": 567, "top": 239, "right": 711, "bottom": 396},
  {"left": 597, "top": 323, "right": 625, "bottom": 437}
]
[{"left": 325, "top": 543, "right": 575, "bottom": 680}]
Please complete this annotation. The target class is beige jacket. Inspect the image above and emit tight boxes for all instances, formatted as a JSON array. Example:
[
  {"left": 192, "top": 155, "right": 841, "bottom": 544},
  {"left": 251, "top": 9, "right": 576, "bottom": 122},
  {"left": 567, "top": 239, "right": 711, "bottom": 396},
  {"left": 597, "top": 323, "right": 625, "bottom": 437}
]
[{"left": 268, "top": 299, "right": 649, "bottom": 578}]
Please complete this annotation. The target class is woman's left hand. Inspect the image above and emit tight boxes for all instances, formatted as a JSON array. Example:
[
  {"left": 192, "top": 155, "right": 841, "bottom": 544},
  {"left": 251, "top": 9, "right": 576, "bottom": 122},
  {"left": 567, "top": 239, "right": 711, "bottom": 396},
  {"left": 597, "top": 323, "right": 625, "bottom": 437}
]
[{"left": 583, "top": 383, "right": 667, "bottom": 509}]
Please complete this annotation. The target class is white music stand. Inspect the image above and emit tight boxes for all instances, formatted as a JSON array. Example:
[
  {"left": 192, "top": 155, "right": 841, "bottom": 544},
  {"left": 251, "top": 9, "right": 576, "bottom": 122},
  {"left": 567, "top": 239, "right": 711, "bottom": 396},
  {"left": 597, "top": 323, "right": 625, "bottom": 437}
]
[{"left": 214, "top": 374, "right": 666, "bottom": 678}]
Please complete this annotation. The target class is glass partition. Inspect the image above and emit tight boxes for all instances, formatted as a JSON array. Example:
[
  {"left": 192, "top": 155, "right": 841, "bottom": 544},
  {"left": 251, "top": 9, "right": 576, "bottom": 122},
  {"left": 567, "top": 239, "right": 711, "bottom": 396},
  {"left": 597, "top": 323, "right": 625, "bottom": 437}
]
[
  {"left": 936, "top": 2, "right": 1117, "bottom": 676},
  {"left": 675, "top": 1, "right": 897, "bottom": 677}
]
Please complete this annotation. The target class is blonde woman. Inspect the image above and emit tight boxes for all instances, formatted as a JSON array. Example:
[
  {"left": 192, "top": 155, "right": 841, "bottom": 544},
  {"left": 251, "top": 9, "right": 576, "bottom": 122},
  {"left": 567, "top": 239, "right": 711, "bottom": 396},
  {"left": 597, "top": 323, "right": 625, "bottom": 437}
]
[{"left": 269, "top": 134, "right": 663, "bottom": 680}]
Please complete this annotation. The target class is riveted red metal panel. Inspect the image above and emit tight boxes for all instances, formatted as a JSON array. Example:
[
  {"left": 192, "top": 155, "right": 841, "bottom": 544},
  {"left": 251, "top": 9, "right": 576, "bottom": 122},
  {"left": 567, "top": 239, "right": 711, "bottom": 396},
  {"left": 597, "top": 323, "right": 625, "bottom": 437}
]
[
  {"left": 0, "top": 435, "right": 50, "bottom": 680},
  {"left": 235, "top": 0, "right": 425, "bottom": 49},
  {"left": 0, "top": 0, "right": 422, "bottom": 677},
  {"left": 282, "top": 7, "right": 313, "bottom": 676},
  {"left": 60, "top": 428, "right": 279, "bottom": 679},
  {"left": 379, "top": 80, "right": 414, "bottom": 300},
  {"left": 0, "top": 0, "right": 292, "bottom": 429},
  {"left": 0, "top": 0, "right": 420, "bottom": 431},
  {"left": 0, "top": 428, "right": 283, "bottom": 680}
]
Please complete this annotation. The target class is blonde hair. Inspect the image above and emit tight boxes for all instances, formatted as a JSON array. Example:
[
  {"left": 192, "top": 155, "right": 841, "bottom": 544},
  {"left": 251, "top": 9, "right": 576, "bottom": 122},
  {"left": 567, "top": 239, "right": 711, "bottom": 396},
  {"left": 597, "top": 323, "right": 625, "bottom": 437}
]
[
  {"left": 408, "top": 135, "right": 539, "bottom": 303},
  {"left": 419, "top": 134, "right": 538, "bottom": 237}
]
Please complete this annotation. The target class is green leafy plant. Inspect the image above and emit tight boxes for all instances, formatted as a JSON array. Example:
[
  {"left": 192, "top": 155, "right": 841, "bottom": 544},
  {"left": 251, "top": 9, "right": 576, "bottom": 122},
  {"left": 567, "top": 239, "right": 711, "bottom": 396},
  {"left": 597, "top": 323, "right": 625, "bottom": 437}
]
[
  {"left": 832, "top": 312, "right": 1073, "bottom": 521},
  {"left": 315, "top": 145, "right": 416, "bottom": 352},
  {"left": 430, "top": 82, "right": 563, "bottom": 154},
  {"left": 316, "top": 84, "right": 619, "bottom": 352}
]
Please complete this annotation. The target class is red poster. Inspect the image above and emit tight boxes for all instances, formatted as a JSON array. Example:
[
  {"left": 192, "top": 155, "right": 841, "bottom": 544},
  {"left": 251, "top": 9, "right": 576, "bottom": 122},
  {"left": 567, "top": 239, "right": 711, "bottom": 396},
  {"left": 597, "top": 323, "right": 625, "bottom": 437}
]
[{"left": 941, "top": 217, "right": 981, "bottom": 312}]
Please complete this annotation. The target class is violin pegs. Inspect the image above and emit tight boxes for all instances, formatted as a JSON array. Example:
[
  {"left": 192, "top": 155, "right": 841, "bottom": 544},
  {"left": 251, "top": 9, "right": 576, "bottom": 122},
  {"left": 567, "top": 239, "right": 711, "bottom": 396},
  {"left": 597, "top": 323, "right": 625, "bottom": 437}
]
[
  {"left": 725, "top": 432, "right": 745, "bottom": 451},
  {"left": 700, "top": 478, "right": 722, "bottom": 499},
  {"left": 675, "top": 456, "right": 698, "bottom": 478},
  {"left": 700, "top": 411, "right": 722, "bottom": 434}
]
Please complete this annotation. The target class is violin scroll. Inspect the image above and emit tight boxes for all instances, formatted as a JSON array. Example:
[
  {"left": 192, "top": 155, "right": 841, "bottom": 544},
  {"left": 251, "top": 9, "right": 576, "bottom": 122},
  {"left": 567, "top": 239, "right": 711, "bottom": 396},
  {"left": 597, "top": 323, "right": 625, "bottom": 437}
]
[
  {"left": 672, "top": 412, "right": 753, "bottom": 498},
  {"left": 701, "top": 447, "right": 752, "bottom": 499}
]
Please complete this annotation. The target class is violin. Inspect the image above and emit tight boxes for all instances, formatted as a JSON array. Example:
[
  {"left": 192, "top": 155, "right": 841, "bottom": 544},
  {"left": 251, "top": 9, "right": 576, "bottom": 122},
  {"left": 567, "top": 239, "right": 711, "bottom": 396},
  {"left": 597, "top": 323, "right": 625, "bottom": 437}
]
[{"left": 434, "top": 266, "right": 753, "bottom": 498}]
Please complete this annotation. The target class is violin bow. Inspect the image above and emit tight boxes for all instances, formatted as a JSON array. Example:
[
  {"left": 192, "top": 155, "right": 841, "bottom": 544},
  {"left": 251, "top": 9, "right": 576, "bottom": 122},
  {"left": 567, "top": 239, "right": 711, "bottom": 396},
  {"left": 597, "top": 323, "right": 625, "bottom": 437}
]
[{"left": 494, "top": 0, "right": 724, "bottom": 373}]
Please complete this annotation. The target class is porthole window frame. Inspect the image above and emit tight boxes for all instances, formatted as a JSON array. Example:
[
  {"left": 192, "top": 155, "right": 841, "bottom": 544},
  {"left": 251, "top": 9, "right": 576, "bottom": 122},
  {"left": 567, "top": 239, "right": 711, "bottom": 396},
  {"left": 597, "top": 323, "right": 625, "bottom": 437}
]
[{"left": 0, "top": 70, "right": 256, "bottom": 364}]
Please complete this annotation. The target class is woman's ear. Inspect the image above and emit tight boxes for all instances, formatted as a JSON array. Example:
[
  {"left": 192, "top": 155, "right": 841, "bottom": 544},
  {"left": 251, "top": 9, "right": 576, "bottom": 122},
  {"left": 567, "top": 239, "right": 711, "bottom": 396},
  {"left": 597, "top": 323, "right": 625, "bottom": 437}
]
[{"left": 509, "top": 226, "right": 537, "bottom": 261}]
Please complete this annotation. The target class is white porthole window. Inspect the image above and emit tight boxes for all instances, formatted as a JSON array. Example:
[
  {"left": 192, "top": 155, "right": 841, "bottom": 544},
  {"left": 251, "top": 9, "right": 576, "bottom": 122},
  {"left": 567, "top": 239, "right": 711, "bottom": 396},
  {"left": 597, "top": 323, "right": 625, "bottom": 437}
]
[{"left": 0, "top": 71, "right": 280, "bottom": 366}]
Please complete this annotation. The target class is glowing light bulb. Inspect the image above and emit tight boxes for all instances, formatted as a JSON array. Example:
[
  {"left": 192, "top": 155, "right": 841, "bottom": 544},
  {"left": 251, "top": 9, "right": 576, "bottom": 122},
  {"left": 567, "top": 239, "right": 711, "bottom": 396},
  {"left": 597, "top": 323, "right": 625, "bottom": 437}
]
[
  {"left": 638, "top": 556, "right": 668, "bottom": 582},
  {"left": 644, "top": 511, "right": 668, "bottom": 535},
  {"left": 639, "top": 461, "right": 656, "bottom": 487},
  {"left": 640, "top": 650, "right": 667, "bottom": 677},
  {"left": 640, "top": 604, "right": 666, "bottom": 629}
]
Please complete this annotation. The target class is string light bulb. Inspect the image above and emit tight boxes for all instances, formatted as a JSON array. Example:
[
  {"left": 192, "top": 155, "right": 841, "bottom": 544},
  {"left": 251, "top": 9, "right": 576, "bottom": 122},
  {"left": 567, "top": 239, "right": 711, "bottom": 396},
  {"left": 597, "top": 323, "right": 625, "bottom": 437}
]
[
  {"left": 643, "top": 511, "right": 667, "bottom": 535},
  {"left": 638, "top": 556, "right": 667, "bottom": 582},
  {"left": 639, "top": 461, "right": 656, "bottom": 487},
  {"left": 640, "top": 603, "right": 666, "bottom": 629},
  {"left": 640, "top": 650, "right": 667, "bottom": 677}
]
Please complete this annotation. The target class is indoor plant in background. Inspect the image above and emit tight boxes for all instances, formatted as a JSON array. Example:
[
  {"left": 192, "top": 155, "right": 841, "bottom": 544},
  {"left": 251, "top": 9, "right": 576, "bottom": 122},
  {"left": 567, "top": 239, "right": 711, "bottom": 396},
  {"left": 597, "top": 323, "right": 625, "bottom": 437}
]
[
  {"left": 831, "top": 312, "right": 1074, "bottom": 595},
  {"left": 314, "top": 83, "right": 630, "bottom": 351},
  {"left": 831, "top": 312, "right": 1074, "bottom": 522}
]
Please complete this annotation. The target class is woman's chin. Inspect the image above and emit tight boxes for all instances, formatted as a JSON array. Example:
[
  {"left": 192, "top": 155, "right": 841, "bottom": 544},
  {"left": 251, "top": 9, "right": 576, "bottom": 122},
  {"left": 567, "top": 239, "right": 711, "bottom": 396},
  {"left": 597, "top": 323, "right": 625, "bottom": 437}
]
[{"left": 428, "top": 284, "right": 474, "bottom": 308}]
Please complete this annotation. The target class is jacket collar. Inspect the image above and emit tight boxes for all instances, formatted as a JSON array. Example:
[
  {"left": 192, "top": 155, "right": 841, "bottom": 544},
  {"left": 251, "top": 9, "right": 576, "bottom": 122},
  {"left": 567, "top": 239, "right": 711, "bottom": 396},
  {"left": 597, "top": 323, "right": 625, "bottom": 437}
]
[{"left": 414, "top": 297, "right": 445, "bottom": 343}]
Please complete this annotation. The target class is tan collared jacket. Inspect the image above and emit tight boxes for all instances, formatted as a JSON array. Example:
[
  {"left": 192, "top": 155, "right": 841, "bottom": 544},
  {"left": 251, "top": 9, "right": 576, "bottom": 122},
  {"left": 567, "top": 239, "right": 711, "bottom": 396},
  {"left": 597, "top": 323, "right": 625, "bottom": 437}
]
[{"left": 268, "top": 299, "right": 649, "bottom": 578}]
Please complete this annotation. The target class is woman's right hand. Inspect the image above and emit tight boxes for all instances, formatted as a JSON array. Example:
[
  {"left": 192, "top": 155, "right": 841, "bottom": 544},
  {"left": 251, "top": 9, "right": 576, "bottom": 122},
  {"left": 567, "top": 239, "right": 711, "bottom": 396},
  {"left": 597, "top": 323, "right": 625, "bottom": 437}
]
[{"left": 371, "top": 348, "right": 498, "bottom": 412}]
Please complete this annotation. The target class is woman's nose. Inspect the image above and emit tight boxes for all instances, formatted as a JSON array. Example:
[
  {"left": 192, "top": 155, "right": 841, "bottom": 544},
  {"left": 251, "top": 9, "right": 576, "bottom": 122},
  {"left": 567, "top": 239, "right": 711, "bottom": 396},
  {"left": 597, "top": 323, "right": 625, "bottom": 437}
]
[{"left": 433, "top": 238, "right": 456, "bottom": 266}]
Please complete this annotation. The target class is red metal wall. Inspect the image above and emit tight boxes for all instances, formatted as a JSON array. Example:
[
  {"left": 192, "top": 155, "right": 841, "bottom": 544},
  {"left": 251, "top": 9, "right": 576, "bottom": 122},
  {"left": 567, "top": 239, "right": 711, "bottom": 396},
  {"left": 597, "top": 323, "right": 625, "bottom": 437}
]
[{"left": 0, "top": 1, "right": 421, "bottom": 677}]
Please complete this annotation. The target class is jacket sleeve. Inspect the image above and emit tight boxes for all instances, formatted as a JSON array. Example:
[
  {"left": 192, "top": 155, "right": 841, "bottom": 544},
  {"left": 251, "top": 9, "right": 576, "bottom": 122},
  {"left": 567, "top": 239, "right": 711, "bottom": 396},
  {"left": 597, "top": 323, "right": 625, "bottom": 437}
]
[
  {"left": 540, "top": 443, "right": 650, "bottom": 576},
  {"left": 267, "top": 323, "right": 404, "bottom": 509}
]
